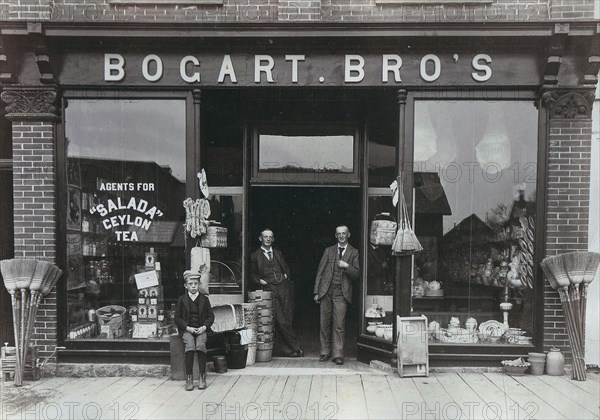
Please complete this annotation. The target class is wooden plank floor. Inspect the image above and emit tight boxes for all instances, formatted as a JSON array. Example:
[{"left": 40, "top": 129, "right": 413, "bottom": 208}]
[{"left": 1, "top": 360, "right": 598, "bottom": 420}]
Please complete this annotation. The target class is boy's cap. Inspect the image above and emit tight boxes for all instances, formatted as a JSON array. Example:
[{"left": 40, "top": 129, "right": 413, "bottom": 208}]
[{"left": 183, "top": 270, "right": 201, "bottom": 281}]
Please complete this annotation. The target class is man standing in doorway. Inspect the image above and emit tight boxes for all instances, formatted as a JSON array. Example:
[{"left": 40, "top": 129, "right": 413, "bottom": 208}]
[
  {"left": 314, "top": 225, "right": 360, "bottom": 365},
  {"left": 250, "top": 228, "right": 304, "bottom": 357}
]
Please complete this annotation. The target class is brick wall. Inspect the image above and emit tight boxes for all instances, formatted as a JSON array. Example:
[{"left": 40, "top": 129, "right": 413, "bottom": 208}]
[
  {"left": 11, "top": 120, "right": 58, "bottom": 359},
  {"left": 544, "top": 113, "right": 592, "bottom": 362},
  {"left": 549, "top": 0, "right": 595, "bottom": 19},
  {"left": 0, "top": 0, "right": 571, "bottom": 23}
]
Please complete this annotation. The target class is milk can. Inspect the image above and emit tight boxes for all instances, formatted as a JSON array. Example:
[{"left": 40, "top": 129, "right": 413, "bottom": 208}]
[{"left": 545, "top": 347, "right": 565, "bottom": 376}]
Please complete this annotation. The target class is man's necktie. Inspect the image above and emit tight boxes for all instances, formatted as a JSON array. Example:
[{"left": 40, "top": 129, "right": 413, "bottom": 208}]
[
  {"left": 267, "top": 251, "right": 272, "bottom": 261},
  {"left": 338, "top": 247, "right": 344, "bottom": 260}
]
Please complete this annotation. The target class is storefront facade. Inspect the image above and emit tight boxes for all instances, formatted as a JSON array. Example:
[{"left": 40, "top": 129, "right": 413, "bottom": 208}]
[{"left": 1, "top": 0, "right": 599, "bottom": 370}]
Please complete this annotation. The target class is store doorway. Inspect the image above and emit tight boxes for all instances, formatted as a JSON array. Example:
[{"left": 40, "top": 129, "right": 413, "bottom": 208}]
[{"left": 249, "top": 187, "right": 361, "bottom": 357}]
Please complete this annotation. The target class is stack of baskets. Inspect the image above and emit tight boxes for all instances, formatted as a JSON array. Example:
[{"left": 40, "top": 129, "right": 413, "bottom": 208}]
[
  {"left": 241, "top": 302, "right": 258, "bottom": 366},
  {"left": 248, "top": 290, "right": 274, "bottom": 362}
]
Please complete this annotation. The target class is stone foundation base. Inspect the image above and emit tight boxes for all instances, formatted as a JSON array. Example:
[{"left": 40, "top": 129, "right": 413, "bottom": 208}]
[{"left": 41, "top": 363, "right": 171, "bottom": 378}]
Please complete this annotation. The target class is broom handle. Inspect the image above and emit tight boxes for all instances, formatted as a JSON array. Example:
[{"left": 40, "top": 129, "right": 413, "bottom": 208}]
[
  {"left": 559, "top": 288, "right": 586, "bottom": 380},
  {"left": 580, "top": 284, "right": 588, "bottom": 352},
  {"left": 11, "top": 294, "right": 23, "bottom": 386},
  {"left": 569, "top": 284, "right": 582, "bottom": 347},
  {"left": 20, "top": 289, "right": 28, "bottom": 375},
  {"left": 22, "top": 291, "right": 38, "bottom": 371}
]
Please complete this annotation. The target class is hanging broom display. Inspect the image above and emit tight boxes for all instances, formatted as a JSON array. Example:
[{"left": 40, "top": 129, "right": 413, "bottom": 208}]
[
  {"left": 541, "top": 251, "right": 600, "bottom": 381},
  {"left": 0, "top": 258, "right": 63, "bottom": 386},
  {"left": 390, "top": 173, "right": 422, "bottom": 256}
]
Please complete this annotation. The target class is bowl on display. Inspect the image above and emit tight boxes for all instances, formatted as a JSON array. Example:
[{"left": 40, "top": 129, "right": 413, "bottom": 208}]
[
  {"left": 366, "top": 321, "right": 382, "bottom": 334},
  {"left": 501, "top": 358, "right": 530, "bottom": 376}
]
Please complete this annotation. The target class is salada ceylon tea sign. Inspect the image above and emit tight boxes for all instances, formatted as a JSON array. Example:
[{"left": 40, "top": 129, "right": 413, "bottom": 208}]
[{"left": 89, "top": 182, "right": 163, "bottom": 242}]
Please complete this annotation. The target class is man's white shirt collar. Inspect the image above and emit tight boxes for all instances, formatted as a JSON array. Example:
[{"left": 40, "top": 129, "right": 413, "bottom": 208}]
[{"left": 188, "top": 291, "right": 199, "bottom": 301}]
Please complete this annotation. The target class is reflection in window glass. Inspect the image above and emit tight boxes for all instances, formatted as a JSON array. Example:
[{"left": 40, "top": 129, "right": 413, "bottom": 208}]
[
  {"left": 64, "top": 99, "right": 186, "bottom": 341},
  {"left": 259, "top": 134, "right": 354, "bottom": 172},
  {"left": 364, "top": 195, "right": 396, "bottom": 338},
  {"left": 412, "top": 101, "right": 537, "bottom": 346},
  {"left": 206, "top": 194, "right": 243, "bottom": 293}
]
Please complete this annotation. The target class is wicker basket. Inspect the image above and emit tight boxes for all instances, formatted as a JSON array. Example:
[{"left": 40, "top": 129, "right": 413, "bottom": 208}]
[
  {"left": 212, "top": 304, "right": 244, "bottom": 332},
  {"left": 370, "top": 213, "right": 397, "bottom": 246},
  {"left": 200, "top": 226, "right": 228, "bottom": 248}
]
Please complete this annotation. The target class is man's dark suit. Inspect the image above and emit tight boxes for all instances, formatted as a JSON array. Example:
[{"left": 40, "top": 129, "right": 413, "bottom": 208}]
[
  {"left": 314, "top": 243, "right": 359, "bottom": 358},
  {"left": 250, "top": 247, "right": 301, "bottom": 354}
]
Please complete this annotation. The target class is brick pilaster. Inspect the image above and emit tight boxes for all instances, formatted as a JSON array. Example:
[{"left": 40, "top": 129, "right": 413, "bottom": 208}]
[
  {"left": 541, "top": 87, "right": 595, "bottom": 362},
  {"left": 1, "top": 85, "right": 59, "bottom": 360}
]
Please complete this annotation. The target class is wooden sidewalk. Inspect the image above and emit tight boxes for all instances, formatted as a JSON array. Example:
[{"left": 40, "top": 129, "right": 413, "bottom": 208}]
[{"left": 1, "top": 359, "right": 598, "bottom": 419}]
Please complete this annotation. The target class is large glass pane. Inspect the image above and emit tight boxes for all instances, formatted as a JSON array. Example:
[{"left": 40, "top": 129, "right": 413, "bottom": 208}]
[
  {"left": 412, "top": 101, "right": 538, "bottom": 346},
  {"left": 206, "top": 192, "right": 243, "bottom": 294},
  {"left": 64, "top": 99, "right": 186, "bottom": 341},
  {"left": 259, "top": 134, "right": 354, "bottom": 172},
  {"left": 364, "top": 193, "right": 396, "bottom": 338}
]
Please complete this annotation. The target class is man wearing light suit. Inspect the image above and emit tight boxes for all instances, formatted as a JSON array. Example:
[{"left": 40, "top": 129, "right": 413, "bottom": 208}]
[{"left": 313, "top": 225, "right": 360, "bottom": 365}]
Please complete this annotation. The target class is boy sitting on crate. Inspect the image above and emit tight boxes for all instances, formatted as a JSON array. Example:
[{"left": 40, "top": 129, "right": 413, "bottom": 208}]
[{"left": 175, "top": 266, "right": 214, "bottom": 391}]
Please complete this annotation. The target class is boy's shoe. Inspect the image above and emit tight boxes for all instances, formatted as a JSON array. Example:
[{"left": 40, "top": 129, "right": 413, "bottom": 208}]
[
  {"left": 185, "top": 375, "right": 194, "bottom": 391},
  {"left": 198, "top": 373, "right": 207, "bottom": 390}
]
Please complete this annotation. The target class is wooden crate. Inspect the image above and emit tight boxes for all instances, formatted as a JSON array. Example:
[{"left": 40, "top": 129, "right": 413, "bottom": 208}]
[
  {"left": 396, "top": 316, "right": 429, "bottom": 378},
  {"left": 1, "top": 346, "right": 40, "bottom": 382}
]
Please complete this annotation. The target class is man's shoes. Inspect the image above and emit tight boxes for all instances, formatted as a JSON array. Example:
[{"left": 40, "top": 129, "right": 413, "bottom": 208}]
[
  {"left": 333, "top": 357, "right": 344, "bottom": 365},
  {"left": 185, "top": 375, "right": 194, "bottom": 391},
  {"left": 198, "top": 373, "right": 207, "bottom": 390},
  {"left": 319, "top": 354, "right": 330, "bottom": 362},
  {"left": 289, "top": 348, "right": 304, "bottom": 358}
]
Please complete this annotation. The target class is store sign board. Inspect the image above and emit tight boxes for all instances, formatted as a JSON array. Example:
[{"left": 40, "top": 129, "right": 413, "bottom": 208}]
[
  {"left": 89, "top": 182, "right": 164, "bottom": 242},
  {"left": 103, "top": 52, "right": 493, "bottom": 84},
  {"left": 56, "top": 51, "right": 541, "bottom": 86}
]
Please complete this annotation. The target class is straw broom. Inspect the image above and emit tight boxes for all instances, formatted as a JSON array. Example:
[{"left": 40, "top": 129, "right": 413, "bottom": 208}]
[
  {"left": 580, "top": 252, "right": 600, "bottom": 347},
  {"left": 541, "top": 256, "right": 586, "bottom": 380},
  {"left": 0, "top": 259, "right": 23, "bottom": 386},
  {"left": 14, "top": 259, "right": 36, "bottom": 375},
  {"left": 563, "top": 251, "right": 587, "bottom": 340},
  {"left": 22, "top": 261, "right": 54, "bottom": 367}
]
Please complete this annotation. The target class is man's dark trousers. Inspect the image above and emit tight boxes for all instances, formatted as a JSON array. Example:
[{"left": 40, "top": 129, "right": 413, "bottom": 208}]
[{"left": 271, "top": 280, "right": 301, "bottom": 354}]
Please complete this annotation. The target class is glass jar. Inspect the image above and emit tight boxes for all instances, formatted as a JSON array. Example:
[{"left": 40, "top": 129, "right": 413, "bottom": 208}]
[{"left": 545, "top": 347, "right": 565, "bottom": 376}]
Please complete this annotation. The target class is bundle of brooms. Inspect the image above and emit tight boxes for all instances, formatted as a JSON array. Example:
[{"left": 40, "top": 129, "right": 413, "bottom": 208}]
[
  {"left": 0, "top": 258, "right": 63, "bottom": 386},
  {"left": 541, "top": 251, "right": 600, "bottom": 381}
]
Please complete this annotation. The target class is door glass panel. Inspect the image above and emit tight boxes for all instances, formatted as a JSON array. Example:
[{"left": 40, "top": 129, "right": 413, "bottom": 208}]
[{"left": 364, "top": 192, "right": 396, "bottom": 339}]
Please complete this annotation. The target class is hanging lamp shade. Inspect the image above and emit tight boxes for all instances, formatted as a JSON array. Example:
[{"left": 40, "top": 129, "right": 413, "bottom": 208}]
[{"left": 476, "top": 109, "right": 511, "bottom": 173}]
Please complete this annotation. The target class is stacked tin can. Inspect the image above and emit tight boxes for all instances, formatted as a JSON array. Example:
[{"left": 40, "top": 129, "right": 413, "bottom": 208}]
[
  {"left": 247, "top": 290, "right": 273, "bottom": 362},
  {"left": 241, "top": 302, "right": 258, "bottom": 366}
]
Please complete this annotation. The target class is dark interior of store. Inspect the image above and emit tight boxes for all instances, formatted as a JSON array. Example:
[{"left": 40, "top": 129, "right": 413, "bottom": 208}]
[{"left": 249, "top": 186, "right": 361, "bottom": 357}]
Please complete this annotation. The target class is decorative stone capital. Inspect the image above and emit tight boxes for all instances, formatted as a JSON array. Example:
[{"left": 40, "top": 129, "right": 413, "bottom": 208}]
[
  {"left": 1, "top": 85, "right": 60, "bottom": 121},
  {"left": 541, "top": 88, "right": 595, "bottom": 120}
]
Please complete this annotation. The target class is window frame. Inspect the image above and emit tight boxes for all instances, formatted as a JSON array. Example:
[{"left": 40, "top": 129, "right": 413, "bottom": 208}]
[
  {"left": 56, "top": 90, "right": 195, "bottom": 353},
  {"left": 250, "top": 122, "right": 361, "bottom": 186},
  {"left": 405, "top": 90, "right": 546, "bottom": 355}
]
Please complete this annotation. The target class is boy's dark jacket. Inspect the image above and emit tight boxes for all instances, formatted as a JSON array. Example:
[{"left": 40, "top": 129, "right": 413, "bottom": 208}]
[{"left": 174, "top": 293, "right": 215, "bottom": 337}]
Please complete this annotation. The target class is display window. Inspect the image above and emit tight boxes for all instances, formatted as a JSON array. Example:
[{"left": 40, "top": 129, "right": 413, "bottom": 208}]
[
  {"left": 63, "top": 98, "right": 187, "bottom": 341},
  {"left": 411, "top": 100, "right": 539, "bottom": 346}
]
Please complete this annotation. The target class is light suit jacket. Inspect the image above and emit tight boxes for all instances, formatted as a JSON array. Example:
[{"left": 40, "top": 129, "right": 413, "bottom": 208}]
[{"left": 314, "top": 243, "right": 360, "bottom": 303}]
